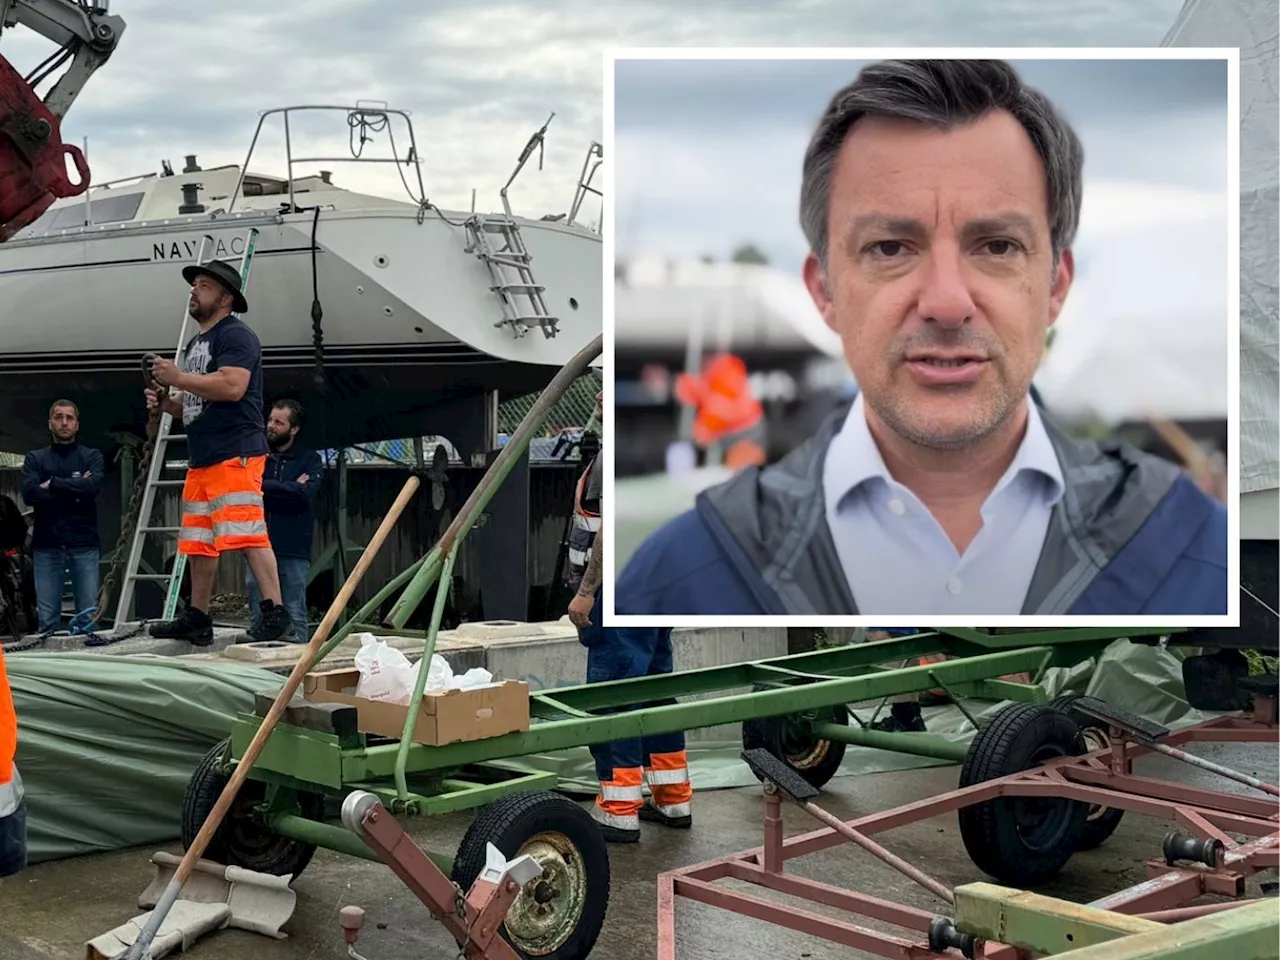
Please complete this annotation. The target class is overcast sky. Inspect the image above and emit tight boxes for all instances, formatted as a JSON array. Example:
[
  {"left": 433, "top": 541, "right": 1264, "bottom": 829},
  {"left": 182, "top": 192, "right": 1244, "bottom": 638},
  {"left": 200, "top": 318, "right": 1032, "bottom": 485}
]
[
  {"left": 2, "top": 0, "right": 1196, "bottom": 230},
  {"left": 614, "top": 55, "right": 1229, "bottom": 272}
]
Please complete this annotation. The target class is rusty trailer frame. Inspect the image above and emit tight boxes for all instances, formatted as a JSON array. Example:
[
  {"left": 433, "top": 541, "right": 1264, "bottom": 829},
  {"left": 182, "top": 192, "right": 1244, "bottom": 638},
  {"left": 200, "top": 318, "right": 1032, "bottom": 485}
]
[{"left": 657, "top": 694, "right": 1280, "bottom": 960}]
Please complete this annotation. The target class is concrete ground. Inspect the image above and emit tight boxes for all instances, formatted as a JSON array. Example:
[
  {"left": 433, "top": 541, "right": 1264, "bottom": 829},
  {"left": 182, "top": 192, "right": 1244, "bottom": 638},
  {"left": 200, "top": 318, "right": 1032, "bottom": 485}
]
[{"left": 0, "top": 742, "right": 1275, "bottom": 960}]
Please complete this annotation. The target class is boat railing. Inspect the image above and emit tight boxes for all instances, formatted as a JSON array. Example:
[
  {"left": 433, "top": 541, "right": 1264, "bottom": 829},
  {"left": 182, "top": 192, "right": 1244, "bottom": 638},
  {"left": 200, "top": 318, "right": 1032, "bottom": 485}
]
[
  {"left": 567, "top": 141, "right": 603, "bottom": 232},
  {"left": 228, "top": 102, "right": 605, "bottom": 229},
  {"left": 228, "top": 102, "right": 428, "bottom": 214}
]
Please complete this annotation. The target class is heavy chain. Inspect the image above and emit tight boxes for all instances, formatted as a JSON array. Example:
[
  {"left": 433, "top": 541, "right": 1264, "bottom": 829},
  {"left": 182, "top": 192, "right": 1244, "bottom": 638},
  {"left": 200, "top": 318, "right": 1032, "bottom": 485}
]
[
  {"left": 94, "top": 424, "right": 158, "bottom": 624},
  {"left": 453, "top": 882, "right": 473, "bottom": 960}
]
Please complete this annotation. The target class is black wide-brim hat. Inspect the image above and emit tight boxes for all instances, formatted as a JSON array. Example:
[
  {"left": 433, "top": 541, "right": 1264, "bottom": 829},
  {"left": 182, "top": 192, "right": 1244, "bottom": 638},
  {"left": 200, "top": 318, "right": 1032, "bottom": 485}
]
[{"left": 182, "top": 259, "right": 248, "bottom": 313}]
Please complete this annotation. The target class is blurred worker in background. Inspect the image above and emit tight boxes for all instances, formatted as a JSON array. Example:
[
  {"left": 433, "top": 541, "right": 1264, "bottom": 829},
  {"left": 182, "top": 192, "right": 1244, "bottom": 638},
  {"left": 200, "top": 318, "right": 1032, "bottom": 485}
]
[
  {"left": 674, "top": 353, "right": 767, "bottom": 469},
  {"left": 567, "top": 392, "right": 694, "bottom": 843}
]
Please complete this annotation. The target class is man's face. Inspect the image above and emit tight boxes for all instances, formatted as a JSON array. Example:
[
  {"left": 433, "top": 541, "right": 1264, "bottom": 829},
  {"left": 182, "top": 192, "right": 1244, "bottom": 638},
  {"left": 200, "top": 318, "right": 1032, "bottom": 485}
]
[
  {"left": 803, "top": 110, "right": 1074, "bottom": 450},
  {"left": 189, "top": 274, "right": 230, "bottom": 322},
  {"left": 49, "top": 405, "right": 78, "bottom": 442},
  {"left": 266, "top": 407, "right": 298, "bottom": 449}
]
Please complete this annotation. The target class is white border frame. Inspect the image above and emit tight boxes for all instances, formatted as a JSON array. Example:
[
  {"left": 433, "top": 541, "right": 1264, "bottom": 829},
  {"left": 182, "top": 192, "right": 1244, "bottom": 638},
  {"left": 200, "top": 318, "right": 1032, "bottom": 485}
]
[{"left": 602, "top": 46, "right": 1241, "bottom": 630}]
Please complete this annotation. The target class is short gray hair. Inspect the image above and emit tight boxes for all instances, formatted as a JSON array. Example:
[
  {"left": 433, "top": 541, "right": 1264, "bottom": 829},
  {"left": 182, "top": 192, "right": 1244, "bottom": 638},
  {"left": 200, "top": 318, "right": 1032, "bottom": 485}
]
[{"left": 800, "top": 59, "right": 1084, "bottom": 269}]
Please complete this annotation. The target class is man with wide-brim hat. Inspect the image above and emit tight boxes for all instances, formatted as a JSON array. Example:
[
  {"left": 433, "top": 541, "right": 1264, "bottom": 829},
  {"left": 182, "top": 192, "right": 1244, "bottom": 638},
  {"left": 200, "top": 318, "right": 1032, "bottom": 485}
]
[
  {"left": 143, "top": 259, "right": 293, "bottom": 645},
  {"left": 181, "top": 258, "right": 248, "bottom": 314}
]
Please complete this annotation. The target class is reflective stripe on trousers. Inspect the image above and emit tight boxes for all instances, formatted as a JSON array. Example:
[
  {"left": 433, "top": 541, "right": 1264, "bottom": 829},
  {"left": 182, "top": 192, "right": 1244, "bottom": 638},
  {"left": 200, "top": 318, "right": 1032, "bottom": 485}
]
[
  {"left": 0, "top": 767, "right": 23, "bottom": 819},
  {"left": 596, "top": 766, "right": 643, "bottom": 823},
  {"left": 645, "top": 750, "right": 693, "bottom": 807}
]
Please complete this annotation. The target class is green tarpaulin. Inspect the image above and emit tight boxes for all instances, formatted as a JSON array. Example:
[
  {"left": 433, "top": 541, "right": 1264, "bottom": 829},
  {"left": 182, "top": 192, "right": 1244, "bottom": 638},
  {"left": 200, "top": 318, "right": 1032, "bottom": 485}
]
[
  {"left": 6, "top": 640, "right": 1220, "bottom": 864},
  {"left": 9, "top": 654, "right": 283, "bottom": 864}
]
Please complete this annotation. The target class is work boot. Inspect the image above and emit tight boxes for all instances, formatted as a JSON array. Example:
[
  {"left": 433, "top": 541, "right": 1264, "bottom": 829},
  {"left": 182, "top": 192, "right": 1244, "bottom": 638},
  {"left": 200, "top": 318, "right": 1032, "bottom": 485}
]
[
  {"left": 871, "top": 702, "right": 926, "bottom": 733},
  {"left": 149, "top": 606, "right": 214, "bottom": 646},
  {"left": 248, "top": 600, "right": 294, "bottom": 643},
  {"left": 638, "top": 799, "right": 692, "bottom": 829},
  {"left": 589, "top": 802, "right": 640, "bottom": 843}
]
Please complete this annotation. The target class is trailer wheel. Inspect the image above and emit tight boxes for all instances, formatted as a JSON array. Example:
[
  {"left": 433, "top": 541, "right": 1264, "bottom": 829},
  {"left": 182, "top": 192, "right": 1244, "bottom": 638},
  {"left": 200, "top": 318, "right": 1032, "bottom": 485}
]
[
  {"left": 1049, "top": 695, "right": 1125, "bottom": 849},
  {"left": 452, "top": 791, "right": 608, "bottom": 960},
  {"left": 181, "top": 738, "right": 325, "bottom": 880},
  {"left": 741, "top": 690, "right": 849, "bottom": 789},
  {"left": 957, "top": 702, "right": 1088, "bottom": 887}
]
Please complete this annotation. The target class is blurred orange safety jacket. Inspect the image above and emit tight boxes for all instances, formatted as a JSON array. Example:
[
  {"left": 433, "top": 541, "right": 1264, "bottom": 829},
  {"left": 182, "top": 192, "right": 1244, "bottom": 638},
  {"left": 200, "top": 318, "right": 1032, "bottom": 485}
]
[{"left": 674, "top": 353, "right": 763, "bottom": 449}]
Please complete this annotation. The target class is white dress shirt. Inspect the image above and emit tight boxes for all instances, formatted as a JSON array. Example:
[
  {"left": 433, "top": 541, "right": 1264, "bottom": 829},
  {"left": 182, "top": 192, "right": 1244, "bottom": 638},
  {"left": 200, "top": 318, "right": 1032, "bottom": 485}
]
[{"left": 822, "top": 393, "right": 1066, "bottom": 615}]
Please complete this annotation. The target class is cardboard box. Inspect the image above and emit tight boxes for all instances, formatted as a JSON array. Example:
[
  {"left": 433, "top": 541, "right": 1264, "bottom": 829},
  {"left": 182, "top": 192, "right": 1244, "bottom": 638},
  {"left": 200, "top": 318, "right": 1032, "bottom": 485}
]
[{"left": 303, "top": 668, "right": 530, "bottom": 746}]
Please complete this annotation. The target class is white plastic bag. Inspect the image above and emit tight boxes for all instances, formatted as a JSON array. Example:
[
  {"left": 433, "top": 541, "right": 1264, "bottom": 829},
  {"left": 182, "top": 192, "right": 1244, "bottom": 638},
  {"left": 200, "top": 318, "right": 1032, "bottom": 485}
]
[
  {"left": 424, "top": 654, "right": 454, "bottom": 693},
  {"left": 352, "top": 634, "right": 415, "bottom": 703},
  {"left": 453, "top": 667, "right": 495, "bottom": 691},
  {"left": 412, "top": 656, "right": 496, "bottom": 694}
]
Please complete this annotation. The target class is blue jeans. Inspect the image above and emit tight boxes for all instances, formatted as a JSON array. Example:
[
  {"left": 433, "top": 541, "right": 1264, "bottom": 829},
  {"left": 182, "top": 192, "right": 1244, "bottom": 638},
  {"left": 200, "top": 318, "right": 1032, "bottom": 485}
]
[
  {"left": 577, "top": 587, "right": 685, "bottom": 782},
  {"left": 33, "top": 547, "right": 99, "bottom": 633},
  {"left": 246, "top": 555, "right": 309, "bottom": 641},
  {"left": 0, "top": 799, "right": 27, "bottom": 878}
]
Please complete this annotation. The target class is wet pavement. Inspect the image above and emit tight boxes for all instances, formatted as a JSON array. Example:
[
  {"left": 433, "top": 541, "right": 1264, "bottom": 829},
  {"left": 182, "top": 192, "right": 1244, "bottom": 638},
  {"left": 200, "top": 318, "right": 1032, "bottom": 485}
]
[{"left": 0, "top": 742, "right": 1275, "bottom": 960}]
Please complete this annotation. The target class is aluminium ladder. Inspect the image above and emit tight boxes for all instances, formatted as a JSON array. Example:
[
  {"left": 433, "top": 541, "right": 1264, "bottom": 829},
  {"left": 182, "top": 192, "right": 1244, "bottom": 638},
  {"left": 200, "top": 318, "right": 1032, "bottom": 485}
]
[
  {"left": 463, "top": 214, "right": 559, "bottom": 338},
  {"left": 113, "top": 228, "right": 261, "bottom": 626}
]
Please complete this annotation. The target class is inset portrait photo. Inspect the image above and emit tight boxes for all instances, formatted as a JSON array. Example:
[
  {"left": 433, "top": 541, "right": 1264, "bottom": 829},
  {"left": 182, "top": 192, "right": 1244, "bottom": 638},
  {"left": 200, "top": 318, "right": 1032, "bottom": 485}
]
[{"left": 604, "top": 49, "right": 1242, "bottom": 627}]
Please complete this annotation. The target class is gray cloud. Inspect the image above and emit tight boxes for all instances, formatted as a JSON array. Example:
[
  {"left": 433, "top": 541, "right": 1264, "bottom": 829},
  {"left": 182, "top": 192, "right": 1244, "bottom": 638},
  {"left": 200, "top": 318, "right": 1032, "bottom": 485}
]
[
  {"left": 2, "top": 0, "right": 1189, "bottom": 225},
  {"left": 614, "top": 58, "right": 1228, "bottom": 134},
  {"left": 614, "top": 54, "right": 1229, "bottom": 271}
]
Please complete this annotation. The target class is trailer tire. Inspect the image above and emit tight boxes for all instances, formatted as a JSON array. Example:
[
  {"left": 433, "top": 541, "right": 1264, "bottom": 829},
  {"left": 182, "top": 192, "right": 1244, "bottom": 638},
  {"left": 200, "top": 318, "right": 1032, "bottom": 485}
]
[
  {"left": 957, "top": 702, "right": 1088, "bottom": 887},
  {"left": 741, "top": 690, "right": 849, "bottom": 789},
  {"left": 181, "top": 738, "right": 324, "bottom": 880},
  {"left": 1049, "top": 694, "right": 1126, "bottom": 849},
  {"left": 452, "top": 791, "right": 608, "bottom": 960}
]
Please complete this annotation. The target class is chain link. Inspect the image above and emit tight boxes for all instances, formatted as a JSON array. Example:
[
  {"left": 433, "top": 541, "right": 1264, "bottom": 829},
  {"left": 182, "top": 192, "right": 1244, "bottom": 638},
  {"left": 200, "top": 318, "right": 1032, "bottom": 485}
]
[{"left": 452, "top": 882, "right": 474, "bottom": 960}]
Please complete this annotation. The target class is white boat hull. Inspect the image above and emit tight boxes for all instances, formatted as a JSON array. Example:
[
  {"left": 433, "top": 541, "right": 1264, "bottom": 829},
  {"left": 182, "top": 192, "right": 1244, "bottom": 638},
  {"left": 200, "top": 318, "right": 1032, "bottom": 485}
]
[{"left": 0, "top": 206, "right": 602, "bottom": 452}]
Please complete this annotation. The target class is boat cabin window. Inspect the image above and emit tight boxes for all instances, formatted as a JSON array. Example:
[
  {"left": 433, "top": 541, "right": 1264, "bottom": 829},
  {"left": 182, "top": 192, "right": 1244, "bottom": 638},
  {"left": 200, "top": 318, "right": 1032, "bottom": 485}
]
[{"left": 15, "top": 192, "right": 145, "bottom": 237}]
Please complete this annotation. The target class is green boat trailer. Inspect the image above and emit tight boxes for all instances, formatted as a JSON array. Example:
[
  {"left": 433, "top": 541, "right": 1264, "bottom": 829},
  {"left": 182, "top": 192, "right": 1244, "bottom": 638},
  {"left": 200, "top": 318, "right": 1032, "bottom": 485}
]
[{"left": 176, "top": 333, "right": 1211, "bottom": 959}]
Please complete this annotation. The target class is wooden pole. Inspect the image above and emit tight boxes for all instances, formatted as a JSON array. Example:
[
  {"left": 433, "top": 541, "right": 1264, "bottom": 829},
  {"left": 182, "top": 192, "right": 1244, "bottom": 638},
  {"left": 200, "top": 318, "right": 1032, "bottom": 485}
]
[{"left": 124, "top": 475, "right": 420, "bottom": 960}]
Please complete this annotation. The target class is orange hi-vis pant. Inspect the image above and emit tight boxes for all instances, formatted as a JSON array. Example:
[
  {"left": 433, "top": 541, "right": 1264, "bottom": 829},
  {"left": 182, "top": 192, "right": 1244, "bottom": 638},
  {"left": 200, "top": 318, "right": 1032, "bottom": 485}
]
[
  {"left": 596, "top": 767, "right": 645, "bottom": 827},
  {"left": 644, "top": 750, "right": 693, "bottom": 816},
  {"left": 595, "top": 750, "right": 692, "bottom": 826},
  {"left": 179, "top": 455, "right": 271, "bottom": 557}
]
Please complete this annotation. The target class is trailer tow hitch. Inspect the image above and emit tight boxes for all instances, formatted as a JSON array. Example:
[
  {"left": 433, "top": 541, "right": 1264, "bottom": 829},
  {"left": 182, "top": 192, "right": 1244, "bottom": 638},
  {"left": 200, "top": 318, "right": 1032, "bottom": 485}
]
[{"left": 337, "top": 791, "right": 543, "bottom": 959}]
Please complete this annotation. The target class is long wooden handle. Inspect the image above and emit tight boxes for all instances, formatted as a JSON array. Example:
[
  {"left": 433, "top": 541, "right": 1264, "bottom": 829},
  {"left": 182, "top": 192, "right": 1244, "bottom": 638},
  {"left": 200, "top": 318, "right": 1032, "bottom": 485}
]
[{"left": 175, "top": 474, "right": 420, "bottom": 886}]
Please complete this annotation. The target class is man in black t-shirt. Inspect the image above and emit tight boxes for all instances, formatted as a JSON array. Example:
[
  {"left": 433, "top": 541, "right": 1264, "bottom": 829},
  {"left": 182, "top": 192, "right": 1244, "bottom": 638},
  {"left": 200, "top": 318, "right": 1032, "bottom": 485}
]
[{"left": 145, "top": 259, "right": 292, "bottom": 645}]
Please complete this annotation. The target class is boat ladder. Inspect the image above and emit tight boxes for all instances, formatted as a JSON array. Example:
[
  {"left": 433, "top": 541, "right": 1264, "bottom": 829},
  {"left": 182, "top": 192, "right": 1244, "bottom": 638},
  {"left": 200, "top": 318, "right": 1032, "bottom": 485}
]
[
  {"left": 463, "top": 214, "right": 559, "bottom": 339},
  {"left": 113, "top": 227, "right": 261, "bottom": 626}
]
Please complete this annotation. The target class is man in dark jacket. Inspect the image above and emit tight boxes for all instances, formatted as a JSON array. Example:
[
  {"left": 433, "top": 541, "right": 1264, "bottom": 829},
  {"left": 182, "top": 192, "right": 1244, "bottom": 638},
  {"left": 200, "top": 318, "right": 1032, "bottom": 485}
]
[
  {"left": 247, "top": 399, "right": 322, "bottom": 642},
  {"left": 20, "top": 399, "right": 104, "bottom": 633},
  {"left": 615, "top": 59, "right": 1227, "bottom": 619}
]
